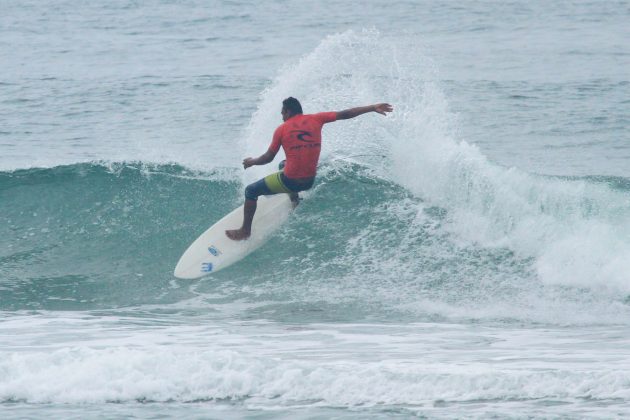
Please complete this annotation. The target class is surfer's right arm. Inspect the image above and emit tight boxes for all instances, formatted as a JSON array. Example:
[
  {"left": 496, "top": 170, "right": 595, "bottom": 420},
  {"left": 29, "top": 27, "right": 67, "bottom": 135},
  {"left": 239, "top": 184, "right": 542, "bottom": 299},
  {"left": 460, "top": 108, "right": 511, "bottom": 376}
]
[
  {"left": 242, "top": 150, "right": 276, "bottom": 169},
  {"left": 336, "top": 103, "right": 393, "bottom": 120},
  {"left": 242, "top": 126, "right": 283, "bottom": 169}
]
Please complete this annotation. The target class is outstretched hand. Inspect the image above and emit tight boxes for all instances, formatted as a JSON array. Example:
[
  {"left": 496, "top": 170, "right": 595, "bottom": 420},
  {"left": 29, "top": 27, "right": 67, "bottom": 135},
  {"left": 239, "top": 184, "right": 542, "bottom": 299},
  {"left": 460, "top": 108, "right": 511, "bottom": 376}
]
[
  {"left": 242, "top": 157, "right": 255, "bottom": 169},
  {"left": 373, "top": 103, "right": 393, "bottom": 115}
]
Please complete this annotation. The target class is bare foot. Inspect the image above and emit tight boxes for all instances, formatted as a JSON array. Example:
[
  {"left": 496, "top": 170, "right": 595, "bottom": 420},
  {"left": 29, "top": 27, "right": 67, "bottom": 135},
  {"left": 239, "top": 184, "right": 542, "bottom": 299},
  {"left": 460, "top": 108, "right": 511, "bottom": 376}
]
[{"left": 225, "top": 228, "right": 250, "bottom": 241}]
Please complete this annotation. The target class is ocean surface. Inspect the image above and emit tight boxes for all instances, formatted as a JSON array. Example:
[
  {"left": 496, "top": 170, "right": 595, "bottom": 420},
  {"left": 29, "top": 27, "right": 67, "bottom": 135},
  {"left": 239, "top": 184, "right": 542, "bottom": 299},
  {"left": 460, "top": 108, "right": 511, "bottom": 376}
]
[{"left": 2, "top": 1, "right": 630, "bottom": 418}]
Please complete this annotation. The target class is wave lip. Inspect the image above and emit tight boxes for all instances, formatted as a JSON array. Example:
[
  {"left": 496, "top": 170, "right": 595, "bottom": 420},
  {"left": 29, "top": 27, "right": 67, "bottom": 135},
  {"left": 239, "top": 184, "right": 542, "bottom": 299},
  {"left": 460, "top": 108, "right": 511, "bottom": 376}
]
[{"left": 279, "top": 30, "right": 630, "bottom": 295}]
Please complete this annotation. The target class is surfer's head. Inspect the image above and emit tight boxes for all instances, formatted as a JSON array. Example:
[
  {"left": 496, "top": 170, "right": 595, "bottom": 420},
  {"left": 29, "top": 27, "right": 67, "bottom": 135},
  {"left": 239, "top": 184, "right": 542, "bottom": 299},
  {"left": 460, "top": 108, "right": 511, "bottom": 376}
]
[{"left": 282, "top": 97, "right": 303, "bottom": 121}]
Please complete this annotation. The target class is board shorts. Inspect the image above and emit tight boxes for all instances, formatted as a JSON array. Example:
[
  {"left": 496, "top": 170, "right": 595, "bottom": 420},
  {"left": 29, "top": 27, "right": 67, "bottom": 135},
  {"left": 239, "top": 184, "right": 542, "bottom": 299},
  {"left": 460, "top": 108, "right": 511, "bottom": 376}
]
[{"left": 245, "top": 161, "right": 315, "bottom": 201}]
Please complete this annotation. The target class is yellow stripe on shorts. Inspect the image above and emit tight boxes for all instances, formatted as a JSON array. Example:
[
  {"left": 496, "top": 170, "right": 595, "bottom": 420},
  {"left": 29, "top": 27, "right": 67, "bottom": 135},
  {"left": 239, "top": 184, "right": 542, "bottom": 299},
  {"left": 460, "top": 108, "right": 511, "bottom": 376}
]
[{"left": 263, "top": 171, "right": 292, "bottom": 194}]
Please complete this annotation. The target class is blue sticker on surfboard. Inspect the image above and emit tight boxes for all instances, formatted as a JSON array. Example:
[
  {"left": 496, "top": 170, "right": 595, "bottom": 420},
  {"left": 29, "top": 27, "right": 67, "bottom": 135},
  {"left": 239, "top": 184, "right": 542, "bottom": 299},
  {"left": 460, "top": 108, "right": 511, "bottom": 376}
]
[{"left": 208, "top": 246, "right": 221, "bottom": 256}]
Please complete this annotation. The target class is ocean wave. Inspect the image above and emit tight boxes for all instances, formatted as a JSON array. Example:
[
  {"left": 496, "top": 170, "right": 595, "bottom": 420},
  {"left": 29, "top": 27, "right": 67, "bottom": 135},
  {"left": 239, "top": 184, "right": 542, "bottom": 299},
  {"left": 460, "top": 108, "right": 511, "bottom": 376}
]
[
  {"left": 2, "top": 31, "right": 630, "bottom": 324},
  {"left": 2, "top": 159, "right": 629, "bottom": 325}
]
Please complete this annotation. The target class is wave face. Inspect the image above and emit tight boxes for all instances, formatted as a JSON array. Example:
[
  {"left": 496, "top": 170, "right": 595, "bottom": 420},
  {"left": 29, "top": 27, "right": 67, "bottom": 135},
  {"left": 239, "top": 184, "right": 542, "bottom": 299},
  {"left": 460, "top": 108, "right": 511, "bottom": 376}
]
[
  {"left": 0, "top": 163, "right": 238, "bottom": 310},
  {"left": 2, "top": 158, "right": 630, "bottom": 324}
]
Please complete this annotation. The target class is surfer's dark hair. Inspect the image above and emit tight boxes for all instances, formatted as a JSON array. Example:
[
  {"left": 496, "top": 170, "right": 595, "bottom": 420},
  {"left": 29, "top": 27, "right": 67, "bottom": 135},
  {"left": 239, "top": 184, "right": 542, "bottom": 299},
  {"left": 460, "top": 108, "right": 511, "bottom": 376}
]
[{"left": 282, "top": 97, "right": 303, "bottom": 115}]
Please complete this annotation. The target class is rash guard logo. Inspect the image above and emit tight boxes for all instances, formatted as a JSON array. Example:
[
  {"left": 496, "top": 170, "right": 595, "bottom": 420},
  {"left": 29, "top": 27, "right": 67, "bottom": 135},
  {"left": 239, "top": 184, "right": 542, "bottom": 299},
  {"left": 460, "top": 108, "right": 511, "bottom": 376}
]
[{"left": 290, "top": 130, "right": 314, "bottom": 142}]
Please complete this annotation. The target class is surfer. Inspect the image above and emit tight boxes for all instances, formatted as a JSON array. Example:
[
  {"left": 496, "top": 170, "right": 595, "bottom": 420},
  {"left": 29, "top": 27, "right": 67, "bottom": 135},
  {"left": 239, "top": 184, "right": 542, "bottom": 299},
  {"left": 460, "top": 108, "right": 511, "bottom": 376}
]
[{"left": 226, "top": 97, "right": 393, "bottom": 240}]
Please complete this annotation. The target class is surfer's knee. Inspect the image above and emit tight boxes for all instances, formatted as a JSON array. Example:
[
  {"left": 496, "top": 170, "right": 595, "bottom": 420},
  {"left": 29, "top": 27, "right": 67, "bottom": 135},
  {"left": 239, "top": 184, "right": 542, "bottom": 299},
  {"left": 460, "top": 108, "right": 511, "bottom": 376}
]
[
  {"left": 245, "top": 182, "right": 260, "bottom": 201},
  {"left": 245, "top": 178, "right": 272, "bottom": 201}
]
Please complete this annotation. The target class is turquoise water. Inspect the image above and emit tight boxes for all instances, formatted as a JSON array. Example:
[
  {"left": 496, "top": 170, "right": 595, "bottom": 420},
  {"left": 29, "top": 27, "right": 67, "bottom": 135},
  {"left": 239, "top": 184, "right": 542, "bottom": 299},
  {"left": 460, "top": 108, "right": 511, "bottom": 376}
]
[{"left": 2, "top": 1, "right": 630, "bottom": 418}]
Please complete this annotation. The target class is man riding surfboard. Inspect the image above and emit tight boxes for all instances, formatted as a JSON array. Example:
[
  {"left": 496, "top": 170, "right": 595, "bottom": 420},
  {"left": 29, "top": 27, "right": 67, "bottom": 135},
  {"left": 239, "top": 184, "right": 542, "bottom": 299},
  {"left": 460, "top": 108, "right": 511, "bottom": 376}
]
[{"left": 226, "top": 97, "right": 393, "bottom": 241}]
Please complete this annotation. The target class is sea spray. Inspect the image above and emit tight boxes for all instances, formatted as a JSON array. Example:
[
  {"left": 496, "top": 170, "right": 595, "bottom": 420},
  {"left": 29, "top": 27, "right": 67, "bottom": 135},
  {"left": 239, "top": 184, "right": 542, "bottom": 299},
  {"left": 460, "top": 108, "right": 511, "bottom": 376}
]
[{"left": 243, "top": 30, "right": 630, "bottom": 298}]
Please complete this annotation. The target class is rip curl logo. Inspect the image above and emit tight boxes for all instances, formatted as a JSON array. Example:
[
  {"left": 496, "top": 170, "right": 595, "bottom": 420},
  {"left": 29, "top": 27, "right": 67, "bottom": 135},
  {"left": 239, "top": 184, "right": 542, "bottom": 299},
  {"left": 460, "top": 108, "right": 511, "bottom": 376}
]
[
  {"left": 290, "top": 130, "right": 314, "bottom": 142},
  {"left": 201, "top": 262, "right": 213, "bottom": 273}
]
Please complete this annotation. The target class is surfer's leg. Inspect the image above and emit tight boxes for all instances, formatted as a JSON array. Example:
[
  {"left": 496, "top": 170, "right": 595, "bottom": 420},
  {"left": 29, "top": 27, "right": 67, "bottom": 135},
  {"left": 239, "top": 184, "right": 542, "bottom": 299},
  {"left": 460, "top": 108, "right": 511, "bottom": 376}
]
[
  {"left": 226, "top": 199, "right": 256, "bottom": 240},
  {"left": 226, "top": 178, "right": 272, "bottom": 241},
  {"left": 226, "top": 172, "right": 300, "bottom": 240},
  {"left": 280, "top": 173, "right": 314, "bottom": 209},
  {"left": 277, "top": 161, "right": 301, "bottom": 206},
  {"left": 289, "top": 192, "right": 300, "bottom": 208}
]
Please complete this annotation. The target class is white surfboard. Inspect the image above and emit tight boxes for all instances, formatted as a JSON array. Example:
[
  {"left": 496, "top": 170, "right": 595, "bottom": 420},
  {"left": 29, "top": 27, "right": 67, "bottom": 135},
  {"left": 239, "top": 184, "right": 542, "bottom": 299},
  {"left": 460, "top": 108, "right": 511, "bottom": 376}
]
[{"left": 174, "top": 194, "right": 293, "bottom": 279}]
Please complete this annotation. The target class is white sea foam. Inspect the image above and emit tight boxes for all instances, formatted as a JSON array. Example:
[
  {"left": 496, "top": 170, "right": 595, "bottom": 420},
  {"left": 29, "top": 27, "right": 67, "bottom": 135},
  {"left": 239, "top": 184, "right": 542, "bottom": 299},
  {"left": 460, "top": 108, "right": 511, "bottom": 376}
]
[
  {"left": 6, "top": 348, "right": 630, "bottom": 404},
  {"left": 389, "top": 80, "right": 630, "bottom": 293},
  {"left": 2, "top": 314, "right": 630, "bottom": 409}
]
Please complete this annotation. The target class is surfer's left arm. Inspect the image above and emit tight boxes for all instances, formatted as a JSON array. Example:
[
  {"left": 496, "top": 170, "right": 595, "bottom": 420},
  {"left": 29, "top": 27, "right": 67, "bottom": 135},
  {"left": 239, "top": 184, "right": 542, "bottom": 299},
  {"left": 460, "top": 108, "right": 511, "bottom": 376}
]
[{"left": 336, "top": 103, "right": 393, "bottom": 120}]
